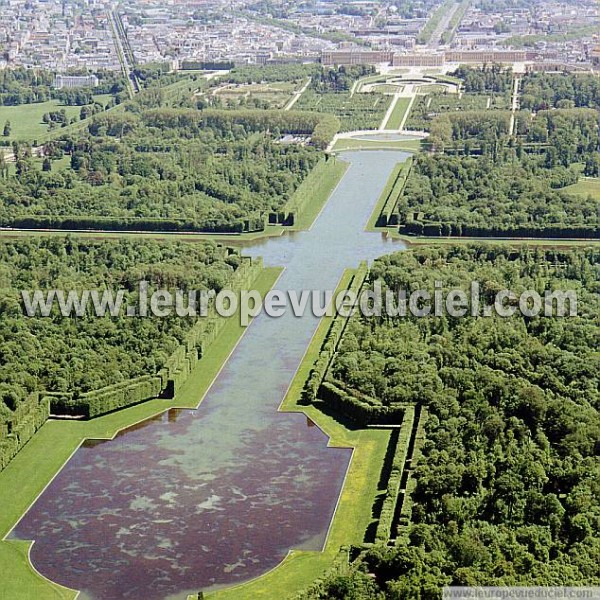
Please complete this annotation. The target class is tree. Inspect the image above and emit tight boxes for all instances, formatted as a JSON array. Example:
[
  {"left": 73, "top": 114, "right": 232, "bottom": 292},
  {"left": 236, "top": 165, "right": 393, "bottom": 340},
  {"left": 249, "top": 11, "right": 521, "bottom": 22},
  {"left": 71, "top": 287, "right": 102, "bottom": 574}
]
[{"left": 2, "top": 120, "right": 10, "bottom": 137}]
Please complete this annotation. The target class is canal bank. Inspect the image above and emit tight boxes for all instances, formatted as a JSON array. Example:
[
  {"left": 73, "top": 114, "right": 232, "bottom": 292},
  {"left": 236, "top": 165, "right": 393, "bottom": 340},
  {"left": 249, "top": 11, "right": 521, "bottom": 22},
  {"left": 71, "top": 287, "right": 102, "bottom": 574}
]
[{"left": 4, "top": 149, "right": 413, "bottom": 600}]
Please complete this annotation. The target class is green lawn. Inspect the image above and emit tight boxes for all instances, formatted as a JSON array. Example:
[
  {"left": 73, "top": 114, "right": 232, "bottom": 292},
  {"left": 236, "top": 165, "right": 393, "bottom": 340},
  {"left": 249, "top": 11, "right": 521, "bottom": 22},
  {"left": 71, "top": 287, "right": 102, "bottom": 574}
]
[
  {"left": 206, "top": 269, "right": 391, "bottom": 600},
  {"left": 371, "top": 84, "right": 403, "bottom": 94},
  {"left": 0, "top": 267, "right": 283, "bottom": 600},
  {"left": 562, "top": 178, "right": 600, "bottom": 200},
  {"left": 0, "top": 101, "right": 83, "bottom": 143},
  {"left": 384, "top": 97, "right": 412, "bottom": 131},
  {"left": 427, "top": 73, "right": 462, "bottom": 85}
]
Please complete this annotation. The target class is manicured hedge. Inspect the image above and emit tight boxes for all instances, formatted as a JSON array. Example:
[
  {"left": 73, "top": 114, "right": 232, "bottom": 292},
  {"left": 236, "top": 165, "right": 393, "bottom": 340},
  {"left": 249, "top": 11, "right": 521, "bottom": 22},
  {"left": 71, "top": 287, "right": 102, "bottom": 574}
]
[
  {"left": 319, "top": 381, "right": 406, "bottom": 427},
  {"left": 6, "top": 215, "right": 263, "bottom": 234},
  {"left": 273, "top": 157, "right": 334, "bottom": 226},
  {"left": 375, "top": 406, "right": 414, "bottom": 543},
  {"left": 399, "top": 221, "right": 599, "bottom": 239},
  {"left": 301, "top": 263, "right": 368, "bottom": 404},
  {"left": 393, "top": 407, "right": 428, "bottom": 541},
  {"left": 376, "top": 157, "right": 412, "bottom": 227},
  {"left": 0, "top": 393, "right": 49, "bottom": 471}
]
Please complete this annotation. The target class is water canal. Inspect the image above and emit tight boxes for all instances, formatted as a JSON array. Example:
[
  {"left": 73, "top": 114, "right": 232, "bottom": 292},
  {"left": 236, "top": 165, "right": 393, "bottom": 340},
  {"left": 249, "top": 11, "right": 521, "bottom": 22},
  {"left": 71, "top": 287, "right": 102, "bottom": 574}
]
[{"left": 10, "top": 149, "right": 411, "bottom": 600}]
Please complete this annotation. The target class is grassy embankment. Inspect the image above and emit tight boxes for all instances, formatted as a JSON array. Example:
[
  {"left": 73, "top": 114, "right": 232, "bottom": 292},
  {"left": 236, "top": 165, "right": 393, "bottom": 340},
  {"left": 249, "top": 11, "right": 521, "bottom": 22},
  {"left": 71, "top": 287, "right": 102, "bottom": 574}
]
[
  {"left": 365, "top": 160, "right": 411, "bottom": 232},
  {"left": 205, "top": 267, "right": 391, "bottom": 600},
  {"left": 286, "top": 157, "right": 349, "bottom": 231},
  {"left": 0, "top": 267, "right": 282, "bottom": 600}
]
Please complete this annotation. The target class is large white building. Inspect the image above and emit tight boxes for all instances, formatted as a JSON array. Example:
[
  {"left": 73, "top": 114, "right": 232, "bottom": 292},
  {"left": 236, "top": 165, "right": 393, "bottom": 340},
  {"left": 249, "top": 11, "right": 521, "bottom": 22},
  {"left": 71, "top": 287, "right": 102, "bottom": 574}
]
[{"left": 53, "top": 74, "right": 99, "bottom": 89}]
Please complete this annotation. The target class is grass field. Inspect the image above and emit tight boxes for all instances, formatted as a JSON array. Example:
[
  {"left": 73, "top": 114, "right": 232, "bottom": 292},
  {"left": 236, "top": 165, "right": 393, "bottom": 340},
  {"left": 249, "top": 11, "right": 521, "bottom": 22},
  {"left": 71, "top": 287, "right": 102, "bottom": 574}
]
[
  {"left": 370, "top": 83, "right": 404, "bottom": 94},
  {"left": 384, "top": 97, "right": 412, "bottom": 131},
  {"left": 562, "top": 177, "right": 600, "bottom": 200},
  {"left": 205, "top": 268, "right": 391, "bottom": 600},
  {"left": 0, "top": 267, "right": 283, "bottom": 600},
  {"left": 0, "top": 98, "right": 111, "bottom": 143}
]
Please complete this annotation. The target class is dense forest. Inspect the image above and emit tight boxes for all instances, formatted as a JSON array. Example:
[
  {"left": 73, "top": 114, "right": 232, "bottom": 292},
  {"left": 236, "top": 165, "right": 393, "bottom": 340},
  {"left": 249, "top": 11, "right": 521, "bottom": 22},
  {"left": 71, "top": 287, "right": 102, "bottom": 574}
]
[
  {"left": 213, "top": 64, "right": 319, "bottom": 86},
  {"left": 0, "top": 108, "right": 332, "bottom": 232},
  {"left": 398, "top": 148, "right": 598, "bottom": 237},
  {"left": 0, "top": 237, "right": 240, "bottom": 409},
  {"left": 453, "top": 64, "right": 514, "bottom": 94},
  {"left": 311, "top": 65, "right": 376, "bottom": 93},
  {"left": 301, "top": 245, "right": 599, "bottom": 597},
  {"left": 520, "top": 73, "right": 600, "bottom": 111},
  {"left": 401, "top": 75, "right": 600, "bottom": 237}
]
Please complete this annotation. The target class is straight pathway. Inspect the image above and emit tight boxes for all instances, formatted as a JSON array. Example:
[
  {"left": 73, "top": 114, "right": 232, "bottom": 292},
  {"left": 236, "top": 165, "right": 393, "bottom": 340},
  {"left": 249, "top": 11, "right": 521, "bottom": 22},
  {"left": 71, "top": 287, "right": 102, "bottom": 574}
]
[{"left": 284, "top": 78, "right": 310, "bottom": 111}]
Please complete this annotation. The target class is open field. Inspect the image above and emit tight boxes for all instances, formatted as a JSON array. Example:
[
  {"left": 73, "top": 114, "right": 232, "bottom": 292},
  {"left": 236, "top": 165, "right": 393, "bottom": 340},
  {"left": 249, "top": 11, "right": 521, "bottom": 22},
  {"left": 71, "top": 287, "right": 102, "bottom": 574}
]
[
  {"left": 0, "top": 267, "right": 283, "bottom": 600},
  {"left": 562, "top": 177, "right": 600, "bottom": 200},
  {"left": 206, "top": 268, "right": 391, "bottom": 600},
  {"left": 384, "top": 97, "right": 412, "bottom": 130},
  {"left": 0, "top": 97, "right": 111, "bottom": 142}
]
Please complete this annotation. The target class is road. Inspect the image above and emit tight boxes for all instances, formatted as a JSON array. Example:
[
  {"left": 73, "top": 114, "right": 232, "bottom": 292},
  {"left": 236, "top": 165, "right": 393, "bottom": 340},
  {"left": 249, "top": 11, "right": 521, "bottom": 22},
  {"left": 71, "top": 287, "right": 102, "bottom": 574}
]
[
  {"left": 427, "top": 1, "right": 461, "bottom": 48},
  {"left": 108, "top": 10, "right": 139, "bottom": 94}
]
